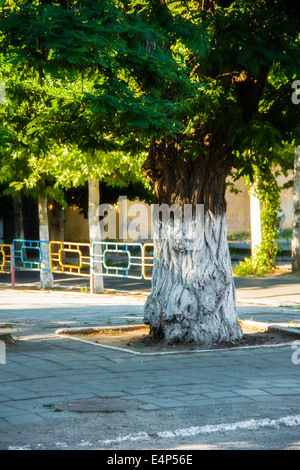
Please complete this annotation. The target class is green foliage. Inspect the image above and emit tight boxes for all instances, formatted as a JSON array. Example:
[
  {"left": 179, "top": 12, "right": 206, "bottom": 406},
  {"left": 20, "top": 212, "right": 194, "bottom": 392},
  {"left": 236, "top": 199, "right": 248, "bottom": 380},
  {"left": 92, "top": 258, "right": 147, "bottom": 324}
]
[
  {"left": 0, "top": 0, "right": 299, "bottom": 214},
  {"left": 233, "top": 255, "right": 269, "bottom": 277},
  {"left": 0, "top": 0, "right": 160, "bottom": 202},
  {"left": 233, "top": 166, "right": 282, "bottom": 276}
]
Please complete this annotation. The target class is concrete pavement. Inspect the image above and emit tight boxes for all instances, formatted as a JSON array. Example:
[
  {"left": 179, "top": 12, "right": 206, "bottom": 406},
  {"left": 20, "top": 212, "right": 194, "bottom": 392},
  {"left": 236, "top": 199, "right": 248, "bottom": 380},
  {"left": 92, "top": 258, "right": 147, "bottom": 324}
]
[
  {"left": 0, "top": 273, "right": 300, "bottom": 450},
  {"left": 235, "top": 270, "right": 300, "bottom": 307}
]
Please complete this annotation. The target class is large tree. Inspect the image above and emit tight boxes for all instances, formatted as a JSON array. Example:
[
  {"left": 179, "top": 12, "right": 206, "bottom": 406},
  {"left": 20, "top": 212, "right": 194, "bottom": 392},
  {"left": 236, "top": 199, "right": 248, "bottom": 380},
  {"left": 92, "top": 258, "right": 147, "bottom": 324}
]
[
  {"left": 137, "top": 0, "right": 300, "bottom": 344},
  {"left": 1, "top": 0, "right": 299, "bottom": 344}
]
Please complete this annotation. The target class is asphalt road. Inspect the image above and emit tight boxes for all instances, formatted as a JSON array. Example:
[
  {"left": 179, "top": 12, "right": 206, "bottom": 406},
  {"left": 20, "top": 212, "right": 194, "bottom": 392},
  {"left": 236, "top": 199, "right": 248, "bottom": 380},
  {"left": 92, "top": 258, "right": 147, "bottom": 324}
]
[{"left": 1, "top": 269, "right": 300, "bottom": 293}]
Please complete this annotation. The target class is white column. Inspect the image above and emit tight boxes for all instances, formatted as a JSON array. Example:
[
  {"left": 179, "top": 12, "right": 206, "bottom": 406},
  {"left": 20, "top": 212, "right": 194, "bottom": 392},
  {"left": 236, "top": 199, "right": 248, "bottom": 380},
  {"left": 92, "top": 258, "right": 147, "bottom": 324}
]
[
  {"left": 88, "top": 178, "right": 104, "bottom": 293},
  {"left": 250, "top": 190, "right": 262, "bottom": 255}
]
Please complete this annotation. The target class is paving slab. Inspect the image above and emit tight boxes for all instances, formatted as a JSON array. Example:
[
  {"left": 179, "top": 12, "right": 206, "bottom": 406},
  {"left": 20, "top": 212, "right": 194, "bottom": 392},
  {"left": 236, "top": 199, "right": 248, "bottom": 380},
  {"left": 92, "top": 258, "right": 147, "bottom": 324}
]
[{"left": 0, "top": 278, "right": 300, "bottom": 449}]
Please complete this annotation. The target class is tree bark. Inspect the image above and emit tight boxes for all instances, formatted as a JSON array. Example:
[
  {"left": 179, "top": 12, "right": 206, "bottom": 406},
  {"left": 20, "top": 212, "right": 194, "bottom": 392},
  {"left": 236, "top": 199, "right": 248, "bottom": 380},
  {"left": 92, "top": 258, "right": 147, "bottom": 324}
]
[
  {"left": 292, "top": 147, "right": 300, "bottom": 273},
  {"left": 142, "top": 138, "right": 242, "bottom": 345},
  {"left": 13, "top": 192, "right": 24, "bottom": 240},
  {"left": 50, "top": 200, "right": 64, "bottom": 242},
  {"left": 145, "top": 212, "right": 241, "bottom": 345},
  {"left": 38, "top": 195, "right": 53, "bottom": 289},
  {"left": 88, "top": 177, "right": 104, "bottom": 293}
]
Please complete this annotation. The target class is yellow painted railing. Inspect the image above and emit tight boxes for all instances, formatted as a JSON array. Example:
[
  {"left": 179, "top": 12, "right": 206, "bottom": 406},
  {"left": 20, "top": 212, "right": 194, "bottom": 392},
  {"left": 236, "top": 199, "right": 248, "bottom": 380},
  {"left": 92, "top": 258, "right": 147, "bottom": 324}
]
[
  {"left": 50, "top": 241, "right": 91, "bottom": 277},
  {"left": 142, "top": 243, "right": 154, "bottom": 280},
  {"left": 0, "top": 244, "right": 12, "bottom": 273}
]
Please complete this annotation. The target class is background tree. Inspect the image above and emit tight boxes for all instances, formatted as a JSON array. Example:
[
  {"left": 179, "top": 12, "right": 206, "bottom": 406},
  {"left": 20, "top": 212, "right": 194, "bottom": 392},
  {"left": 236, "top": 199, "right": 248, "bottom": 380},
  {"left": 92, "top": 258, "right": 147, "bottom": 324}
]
[
  {"left": 134, "top": 0, "right": 300, "bottom": 345},
  {"left": 0, "top": 0, "right": 154, "bottom": 290},
  {"left": 0, "top": 49, "right": 69, "bottom": 288}
]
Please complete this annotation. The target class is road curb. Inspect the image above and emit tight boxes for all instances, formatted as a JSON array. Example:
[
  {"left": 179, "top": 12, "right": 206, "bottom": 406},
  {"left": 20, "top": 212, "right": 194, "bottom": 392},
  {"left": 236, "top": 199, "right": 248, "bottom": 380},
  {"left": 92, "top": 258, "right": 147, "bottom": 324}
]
[{"left": 55, "top": 320, "right": 300, "bottom": 357}]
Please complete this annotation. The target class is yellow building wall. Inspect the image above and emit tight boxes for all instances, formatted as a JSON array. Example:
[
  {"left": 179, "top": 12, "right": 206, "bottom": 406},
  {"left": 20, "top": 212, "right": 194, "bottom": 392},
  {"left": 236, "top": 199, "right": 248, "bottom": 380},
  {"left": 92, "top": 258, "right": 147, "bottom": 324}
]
[
  {"left": 225, "top": 172, "right": 294, "bottom": 235},
  {"left": 225, "top": 178, "right": 250, "bottom": 235},
  {"left": 64, "top": 206, "right": 89, "bottom": 242}
]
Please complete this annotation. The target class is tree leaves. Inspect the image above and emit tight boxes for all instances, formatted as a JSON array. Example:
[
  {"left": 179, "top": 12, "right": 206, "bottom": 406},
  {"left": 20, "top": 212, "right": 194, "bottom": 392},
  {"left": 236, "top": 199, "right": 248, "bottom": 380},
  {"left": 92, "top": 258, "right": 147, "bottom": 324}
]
[{"left": 0, "top": 0, "right": 299, "bottom": 204}]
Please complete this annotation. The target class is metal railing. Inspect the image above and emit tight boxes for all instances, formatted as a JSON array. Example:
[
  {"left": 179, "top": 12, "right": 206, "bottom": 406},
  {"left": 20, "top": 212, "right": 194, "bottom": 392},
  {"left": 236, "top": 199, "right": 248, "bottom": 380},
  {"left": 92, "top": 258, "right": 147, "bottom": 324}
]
[
  {"left": 142, "top": 243, "right": 154, "bottom": 280},
  {"left": 50, "top": 241, "right": 91, "bottom": 277},
  {"left": 0, "top": 239, "right": 155, "bottom": 291},
  {"left": 92, "top": 242, "right": 145, "bottom": 280},
  {"left": 0, "top": 244, "right": 12, "bottom": 274},
  {"left": 12, "top": 239, "right": 50, "bottom": 272}
]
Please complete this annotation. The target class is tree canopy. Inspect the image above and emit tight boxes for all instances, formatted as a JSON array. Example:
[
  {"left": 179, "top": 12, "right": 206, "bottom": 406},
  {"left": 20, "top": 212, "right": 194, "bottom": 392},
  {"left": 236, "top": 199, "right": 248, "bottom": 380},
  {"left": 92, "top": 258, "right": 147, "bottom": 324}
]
[
  {"left": 0, "top": 0, "right": 158, "bottom": 204},
  {"left": 1, "top": 0, "right": 299, "bottom": 203}
]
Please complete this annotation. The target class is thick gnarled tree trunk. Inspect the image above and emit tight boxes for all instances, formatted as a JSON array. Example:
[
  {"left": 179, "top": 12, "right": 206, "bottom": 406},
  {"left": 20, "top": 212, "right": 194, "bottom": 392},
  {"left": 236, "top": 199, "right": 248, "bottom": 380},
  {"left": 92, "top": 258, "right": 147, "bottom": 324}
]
[
  {"left": 145, "top": 212, "right": 241, "bottom": 345},
  {"left": 142, "top": 138, "right": 243, "bottom": 345}
]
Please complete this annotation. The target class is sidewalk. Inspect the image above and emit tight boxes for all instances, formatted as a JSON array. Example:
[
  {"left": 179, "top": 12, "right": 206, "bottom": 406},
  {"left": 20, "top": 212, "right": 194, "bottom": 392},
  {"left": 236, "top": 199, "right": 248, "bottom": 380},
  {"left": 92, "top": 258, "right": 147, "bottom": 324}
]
[
  {"left": 0, "top": 272, "right": 299, "bottom": 335},
  {"left": 0, "top": 275, "right": 300, "bottom": 449},
  {"left": 234, "top": 270, "right": 300, "bottom": 307}
]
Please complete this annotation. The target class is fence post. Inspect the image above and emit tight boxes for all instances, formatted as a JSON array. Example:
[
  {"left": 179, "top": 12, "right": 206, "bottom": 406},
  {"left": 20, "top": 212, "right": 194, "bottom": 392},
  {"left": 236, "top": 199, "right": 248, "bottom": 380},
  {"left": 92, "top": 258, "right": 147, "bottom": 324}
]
[
  {"left": 90, "top": 271, "right": 94, "bottom": 294},
  {"left": 11, "top": 248, "right": 15, "bottom": 289}
]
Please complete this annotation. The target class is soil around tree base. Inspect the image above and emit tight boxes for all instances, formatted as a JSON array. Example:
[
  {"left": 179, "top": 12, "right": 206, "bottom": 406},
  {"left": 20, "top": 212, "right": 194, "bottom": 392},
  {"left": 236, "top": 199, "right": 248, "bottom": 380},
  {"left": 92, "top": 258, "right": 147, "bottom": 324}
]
[
  {"left": 56, "top": 322, "right": 300, "bottom": 354},
  {"left": 0, "top": 332, "right": 18, "bottom": 347}
]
